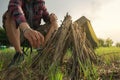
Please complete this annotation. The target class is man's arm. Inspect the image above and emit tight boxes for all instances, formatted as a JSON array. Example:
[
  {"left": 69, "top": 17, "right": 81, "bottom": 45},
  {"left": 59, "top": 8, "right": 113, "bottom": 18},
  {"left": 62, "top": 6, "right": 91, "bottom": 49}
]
[
  {"left": 44, "top": 13, "right": 58, "bottom": 45},
  {"left": 8, "top": 0, "right": 44, "bottom": 48},
  {"left": 41, "top": 0, "right": 50, "bottom": 23}
]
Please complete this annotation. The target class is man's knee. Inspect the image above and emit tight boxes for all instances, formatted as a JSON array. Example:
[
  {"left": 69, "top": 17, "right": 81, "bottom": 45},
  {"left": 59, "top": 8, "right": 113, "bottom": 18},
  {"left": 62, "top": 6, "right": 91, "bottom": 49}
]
[{"left": 3, "top": 12, "right": 16, "bottom": 29}]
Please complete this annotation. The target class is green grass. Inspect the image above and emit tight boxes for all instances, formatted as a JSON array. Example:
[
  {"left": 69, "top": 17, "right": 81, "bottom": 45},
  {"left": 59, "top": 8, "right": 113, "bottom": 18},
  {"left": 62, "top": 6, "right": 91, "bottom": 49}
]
[
  {"left": 48, "top": 64, "right": 63, "bottom": 80},
  {"left": 95, "top": 47, "right": 120, "bottom": 65},
  {"left": 0, "top": 47, "right": 37, "bottom": 69},
  {"left": 0, "top": 48, "right": 15, "bottom": 69},
  {"left": 95, "top": 46, "right": 120, "bottom": 56},
  {"left": 1, "top": 47, "right": 120, "bottom": 79},
  {"left": 0, "top": 47, "right": 15, "bottom": 54}
]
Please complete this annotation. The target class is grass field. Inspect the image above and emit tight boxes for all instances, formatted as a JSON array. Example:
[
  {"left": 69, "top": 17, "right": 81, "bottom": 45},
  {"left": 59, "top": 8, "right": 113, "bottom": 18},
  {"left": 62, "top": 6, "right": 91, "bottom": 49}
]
[
  {"left": 95, "top": 47, "right": 120, "bottom": 56},
  {"left": 95, "top": 47, "right": 120, "bottom": 80},
  {"left": 0, "top": 47, "right": 120, "bottom": 80},
  {"left": 95, "top": 47, "right": 120, "bottom": 65}
]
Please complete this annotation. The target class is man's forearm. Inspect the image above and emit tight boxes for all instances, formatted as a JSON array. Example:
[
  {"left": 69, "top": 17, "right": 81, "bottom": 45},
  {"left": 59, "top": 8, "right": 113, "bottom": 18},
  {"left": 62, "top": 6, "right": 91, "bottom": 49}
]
[{"left": 19, "top": 22, "right": 31, "bottom": 32}]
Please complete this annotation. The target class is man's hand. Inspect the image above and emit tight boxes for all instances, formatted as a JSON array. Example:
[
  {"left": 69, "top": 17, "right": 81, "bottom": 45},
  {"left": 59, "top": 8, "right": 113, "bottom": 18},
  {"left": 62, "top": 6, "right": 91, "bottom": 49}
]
[
  {"left": 23, "top": 28, "right": 44, "bottom": 48},
  {"left": 44, "top": 13, "right": 58, "bottom": 45},
  {"left": 49, "top": 13, "right": 58, "bottom": 23},
  {"left": 19, "top": 22, "right": 44, "bottom": 48}
]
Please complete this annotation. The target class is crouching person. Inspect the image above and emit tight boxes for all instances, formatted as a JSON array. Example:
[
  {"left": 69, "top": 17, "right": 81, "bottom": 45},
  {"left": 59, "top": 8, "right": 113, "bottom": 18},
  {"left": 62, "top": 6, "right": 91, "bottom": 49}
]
[{"left": 2, "top": 0, "right": 58, "bottom": 67}]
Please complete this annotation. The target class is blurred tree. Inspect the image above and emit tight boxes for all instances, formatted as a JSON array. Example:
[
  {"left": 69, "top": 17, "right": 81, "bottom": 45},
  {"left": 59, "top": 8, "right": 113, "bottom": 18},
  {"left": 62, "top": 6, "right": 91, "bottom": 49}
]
[
  {"left": 105, "top": 38, "right": 113, "bottom": 47},
  {"left": 98, "top": 38, "right": 104, "bottom": 47},
  {"left": 116, "top": 42, "right": 120, "bottom": 47}
]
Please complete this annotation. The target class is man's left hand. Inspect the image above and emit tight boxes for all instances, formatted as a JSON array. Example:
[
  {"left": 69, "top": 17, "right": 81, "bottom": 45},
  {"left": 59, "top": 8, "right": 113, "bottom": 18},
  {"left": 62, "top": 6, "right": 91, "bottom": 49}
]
[{"left": 49, "top": 13, "right": 58, "bottom": 23}]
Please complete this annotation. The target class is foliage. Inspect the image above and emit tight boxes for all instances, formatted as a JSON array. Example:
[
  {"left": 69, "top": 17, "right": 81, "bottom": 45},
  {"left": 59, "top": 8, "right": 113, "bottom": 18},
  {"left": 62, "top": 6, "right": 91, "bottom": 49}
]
[
  {"left": 48, "top": 64, "right": 63, "bottom": 80},
  {"left": 98, "top": 38, "right": 104, "bottom": 47},
  {"left": 116, "top": 42, "right": 120, "bottom": 47},
  {"left": 98, "top": 38, "right": 113, "bottom": 47},
  {"left": 0, "top": 48, "right": 15, "bottom": 70},
  {"left": 95, "top": 47, "right": 120, "bottom": 56},
  {"left": 0, "top": 27, "right": 10, "bottom": 46},
  {"left": 105, "top": 38, "right": 113, "bottom": 47}
]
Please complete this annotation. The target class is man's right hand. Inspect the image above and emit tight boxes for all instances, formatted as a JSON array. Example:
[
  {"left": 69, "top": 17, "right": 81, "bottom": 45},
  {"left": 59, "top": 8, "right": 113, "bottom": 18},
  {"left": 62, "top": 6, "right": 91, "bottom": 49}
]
[{"left": 19, "top": 22, "right": 44, "bottom": 48}]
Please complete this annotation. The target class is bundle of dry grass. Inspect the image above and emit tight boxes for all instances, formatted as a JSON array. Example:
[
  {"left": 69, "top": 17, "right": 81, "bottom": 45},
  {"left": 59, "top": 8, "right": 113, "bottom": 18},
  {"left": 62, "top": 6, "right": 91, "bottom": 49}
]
[
  {"left": 31, "top": 14, "right": 97, "bottom": 79},
  {"left": 0, "top": 14, "right": 97, "bottom": 80}
]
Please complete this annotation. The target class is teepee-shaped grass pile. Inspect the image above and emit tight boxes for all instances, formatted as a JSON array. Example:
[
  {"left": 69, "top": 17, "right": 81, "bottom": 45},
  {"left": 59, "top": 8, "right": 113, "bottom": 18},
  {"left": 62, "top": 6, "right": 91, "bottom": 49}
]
[{"left": 31, "top": 14, "right": 97, "bottom": 79}]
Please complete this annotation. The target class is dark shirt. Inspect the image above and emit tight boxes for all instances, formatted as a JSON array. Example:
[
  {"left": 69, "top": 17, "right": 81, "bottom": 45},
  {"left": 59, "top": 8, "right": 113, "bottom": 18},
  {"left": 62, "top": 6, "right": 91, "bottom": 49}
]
[{"left": 8, "top": 0, "right": 50, "bottom": 28}]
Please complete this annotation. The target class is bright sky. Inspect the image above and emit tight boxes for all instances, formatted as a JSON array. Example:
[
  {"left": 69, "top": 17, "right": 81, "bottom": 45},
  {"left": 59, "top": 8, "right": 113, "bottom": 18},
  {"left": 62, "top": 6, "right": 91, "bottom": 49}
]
[{"left": 0, "top": 0, "right": 120, "bottom": 43}]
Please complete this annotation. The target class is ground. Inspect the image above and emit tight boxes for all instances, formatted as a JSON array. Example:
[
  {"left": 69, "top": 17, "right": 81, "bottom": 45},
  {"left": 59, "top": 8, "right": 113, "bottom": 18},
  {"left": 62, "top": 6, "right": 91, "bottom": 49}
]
[{"left": 0, "top": 47, "right": 120, "bottom": 80}]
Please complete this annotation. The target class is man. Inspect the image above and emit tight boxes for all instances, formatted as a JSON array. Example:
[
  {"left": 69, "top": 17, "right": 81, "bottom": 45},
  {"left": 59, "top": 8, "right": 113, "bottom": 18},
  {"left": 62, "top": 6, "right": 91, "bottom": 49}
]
[{"left": 3, "top": 0, "right": 58, "bottom": 67}]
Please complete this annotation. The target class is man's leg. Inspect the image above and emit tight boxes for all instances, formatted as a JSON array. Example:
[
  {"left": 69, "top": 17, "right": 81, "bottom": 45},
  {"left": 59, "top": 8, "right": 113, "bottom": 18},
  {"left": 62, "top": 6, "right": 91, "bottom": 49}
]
[
  {"left": 3, "top": 13, "right": 24, "bottom": 67},
  {"left": 4, "top": 13, "right": 22, "bottom": 53}
]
